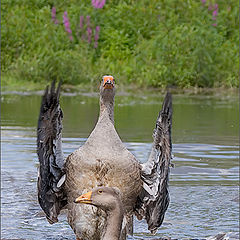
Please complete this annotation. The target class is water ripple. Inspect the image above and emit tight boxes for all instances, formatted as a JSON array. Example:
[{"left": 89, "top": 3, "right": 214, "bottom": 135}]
[{"left": 1, "top": 127, "right": 239, "bottom": 239}]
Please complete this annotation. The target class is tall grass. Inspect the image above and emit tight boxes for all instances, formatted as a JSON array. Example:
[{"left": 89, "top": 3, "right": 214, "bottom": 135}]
[{"left": 1, "top": 0, "right": 239, "bottom": 88}]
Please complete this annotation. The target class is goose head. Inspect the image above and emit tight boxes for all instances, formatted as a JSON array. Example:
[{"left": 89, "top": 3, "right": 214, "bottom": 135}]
[
  {"left": 74, "top": 186, "right": 122, "bottom": 212},
  {"left": 75, "top": 187, "right": 123, "bottom": 240},
  {"left": 100, "top": 75, "right": 116, "bottom": 102}
]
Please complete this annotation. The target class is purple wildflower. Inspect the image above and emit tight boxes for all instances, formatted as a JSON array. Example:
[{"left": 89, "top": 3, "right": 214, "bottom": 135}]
[
  {"left": 95, "top": 26, "right": 100, "bottom": 39},
  {"left": 63, "top": 12, "right": 72, "bottom": 33},
  {"left": 94, "top": 26, "right": 100, "bottom": 48},
  {"left": 79, "top": 16, "right": 84, "bottom": 28},
  {"left": 87, "top": 27, "right": 92, "bottom": 43},
  {"left": 63, "top": 11, "right": 73, "bottom": 41},
  {"left": 201, "top": 0, "right": 206, "bottom": 4},
  {"left": 86, "top": 15, "right": 91, "bottom": 27},
  {"left": 51, "top": 7, "right": 56, "bottom": 21},
  {"left": 51, "top": 7, "right": 59, "bottom": 24},
  {"left": 212, "top": 3, "right": 218, "bottom": 24},
  {"left": 212, "top": 9, "right": 218, "bottom": 16},
  {"left": 92, "top": 0, "right": 106, "bottom": 9}
]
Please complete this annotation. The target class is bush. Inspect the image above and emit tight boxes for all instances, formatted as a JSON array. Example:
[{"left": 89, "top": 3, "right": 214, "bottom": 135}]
[{"left": 1, "top": 0, "right": 239, "bottom": 88}]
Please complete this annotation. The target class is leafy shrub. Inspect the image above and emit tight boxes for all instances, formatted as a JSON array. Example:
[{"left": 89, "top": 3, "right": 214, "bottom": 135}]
[{"left": 1, "top": 0, "right": 239, "bottom": 88}]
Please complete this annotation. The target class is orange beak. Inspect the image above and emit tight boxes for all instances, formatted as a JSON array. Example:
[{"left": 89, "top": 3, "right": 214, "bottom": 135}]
[
  {"left": 74, "top": 191, "right": 92, "bottom": 204},
  {"left": 103, "top": 76, "right": 114, "bottom": 89}
]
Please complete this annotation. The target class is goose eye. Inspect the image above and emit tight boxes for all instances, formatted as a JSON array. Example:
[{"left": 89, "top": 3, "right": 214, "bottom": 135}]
[{"left": 98, "top": 189, "right": 103, "bottom": 194}]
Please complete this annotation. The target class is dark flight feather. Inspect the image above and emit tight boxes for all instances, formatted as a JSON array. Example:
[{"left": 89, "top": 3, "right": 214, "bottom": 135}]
[
  {"left": 37, "top": 80, "right": 67, "bottom": 224},
  {"left": 135, "top": 92, "right": 172, "bottom": 234}
]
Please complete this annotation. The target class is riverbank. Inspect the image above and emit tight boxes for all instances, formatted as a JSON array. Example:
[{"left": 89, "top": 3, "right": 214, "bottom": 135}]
[{"left": 2, "top": 76, "right": 238, "bottom": 98}]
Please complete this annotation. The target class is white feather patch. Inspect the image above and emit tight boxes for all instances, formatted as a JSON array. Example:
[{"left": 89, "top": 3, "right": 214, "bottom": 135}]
[
  {"left": 121, "top": 215, "right": 127, "bottom": 231},
  {"left": 143, "top": 182, "right": 154, "bottom": 196},
  {"left": 57, "top": 174, "right": 66, "bottom": 188}
]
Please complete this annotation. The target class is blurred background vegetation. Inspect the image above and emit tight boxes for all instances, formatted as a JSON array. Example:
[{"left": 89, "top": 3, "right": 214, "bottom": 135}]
[{"left": 1, "top": 0, "right": 239, "bottom": 89}]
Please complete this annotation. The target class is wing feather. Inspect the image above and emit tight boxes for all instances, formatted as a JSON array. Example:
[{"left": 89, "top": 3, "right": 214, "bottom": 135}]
[
  {"left": 37, "top": 80, "right": 67, "bottom": 224},
  {"left": 135, "top": 92, "right": 172, "bottom": 234}
]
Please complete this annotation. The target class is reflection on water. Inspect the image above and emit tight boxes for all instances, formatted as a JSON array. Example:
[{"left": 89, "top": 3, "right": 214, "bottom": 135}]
[
  {"left": 1, "top": 93, "right": 239, "bottom": 239},
  {"left": 1, "top": 93, "right": 239, "bottom": 144}
]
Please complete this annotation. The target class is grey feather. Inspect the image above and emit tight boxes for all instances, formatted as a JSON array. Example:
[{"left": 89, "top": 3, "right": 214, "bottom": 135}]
[
  {"left": 135, "top": 92, "right": 172, "bottom": 234},
  {"left": 37, "top": 80, "right": 67, "bottom": 224}
]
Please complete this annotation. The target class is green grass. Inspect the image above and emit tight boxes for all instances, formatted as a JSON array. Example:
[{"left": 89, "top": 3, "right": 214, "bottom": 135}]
[{"left": 1, "top": 0, "right": 239, "bottom": 89}]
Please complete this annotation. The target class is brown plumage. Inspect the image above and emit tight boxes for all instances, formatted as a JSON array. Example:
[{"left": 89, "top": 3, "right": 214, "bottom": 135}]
[{"left": 37, "top": 76, "right": 172, "bottom": 239}]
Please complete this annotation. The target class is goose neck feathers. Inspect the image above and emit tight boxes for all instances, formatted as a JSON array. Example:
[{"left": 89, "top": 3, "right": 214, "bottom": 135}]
[{"left": 99, "top": 76, "right": 116, "bottom": 124}]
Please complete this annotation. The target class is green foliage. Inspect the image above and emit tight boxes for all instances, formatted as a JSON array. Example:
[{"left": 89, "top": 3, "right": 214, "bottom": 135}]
[{"left": 1, "top": 0, "right": 239, "bottom": 88}]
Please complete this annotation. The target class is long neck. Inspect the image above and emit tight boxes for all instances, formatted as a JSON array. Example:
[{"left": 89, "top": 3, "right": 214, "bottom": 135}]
[
  {"left": 99, "top": 96, "right": 114, "bottom": 124},
  {"left": 102, "top": 204, "right": 123, "bottom": 240}
]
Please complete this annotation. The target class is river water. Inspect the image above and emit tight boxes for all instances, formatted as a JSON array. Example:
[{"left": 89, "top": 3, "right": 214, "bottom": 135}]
[{"left": 1, "top": 91, "right": 239, "bottom": 239}]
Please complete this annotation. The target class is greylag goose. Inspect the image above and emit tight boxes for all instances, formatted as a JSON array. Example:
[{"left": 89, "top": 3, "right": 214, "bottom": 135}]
[
  {"left": 74, "top": 187, "right": 124, "bottom": 240},
  {"left": 37, "top": 76, "right": 172, "bottom": 240}
]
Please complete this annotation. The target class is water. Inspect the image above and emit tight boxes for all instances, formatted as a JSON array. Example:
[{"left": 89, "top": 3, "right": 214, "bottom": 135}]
[{"left": 1, "top": 92, "right": 239, "bottom": 239}]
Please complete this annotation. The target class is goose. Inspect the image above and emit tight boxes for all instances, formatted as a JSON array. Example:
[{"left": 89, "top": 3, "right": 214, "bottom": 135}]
[
  {"left": 74, "top": 187, "right": 124, "bottom": 240},
  {"left": 37, "top": 75, "right": 172, "bottom": 240}
]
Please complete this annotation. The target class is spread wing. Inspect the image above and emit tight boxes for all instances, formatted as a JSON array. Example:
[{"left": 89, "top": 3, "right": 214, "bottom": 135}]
[
  {"left": 37, "top": 81, "right": 67, "bottom": 224},
  {"left": 135, "top": 92, "right": 172, "bottom": 234}
]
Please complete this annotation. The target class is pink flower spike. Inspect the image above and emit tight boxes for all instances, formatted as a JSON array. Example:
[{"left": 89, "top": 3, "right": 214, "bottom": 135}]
[
  {"left": 94, "top": 26, "right": 100, "bottom": 48},
  {"left": 98, "top": 0, "right": 106, "bottom": 8},
  {"left": 87, "top": 27, "right": 92, "bottom": 34},
  {"left": 87, "top": 27, "right": 92, "bottom": 43},
  {"left": 63, "top": 11, "right": 73, "bottom": 39},
  {"left": 86, "top": 15, "right": 91, "bottom": 26},
  {"left": 201, "top": 0, "right": 206, "bottom": 4},
  {"left": 92, "top": 0, "right": 97, "bottom": 6},
  {"left": 51, "top": 7, "right": 58, "bottom": 24},
  {"left": 52, "top": 7, "right": 56, "bottom": 18},
  {"left": 96, "top": 26, "right": 100, "bottom": 32},
  {"left": 212, "top": 23, "right": 217, "bottom": 27},
  {"left": 92, "top": 0, "right": 106, "bottom": 9},
  {"left": 79, "top": 16, "right": 84, "bottom": 28},
  {"left": 95, "top": 26, "right": 100, "bottom": 40},
  {"left": 66, "top": 28, "right": 72, "bottom": 34},
  {"left": 52, "top": 7, "right": 56, "bottom": 14},
  {"left": 94, "top": 32, "right": 99, "bottom": 41},
  {"left": 214, "top": 4, "right": 218, "bottom": 10},
  {"left": 212, "top": 9, "right": 218, "bottom": 17},
  {"left": 63, "top": 12, "right": 68, "bottom": 24}
]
